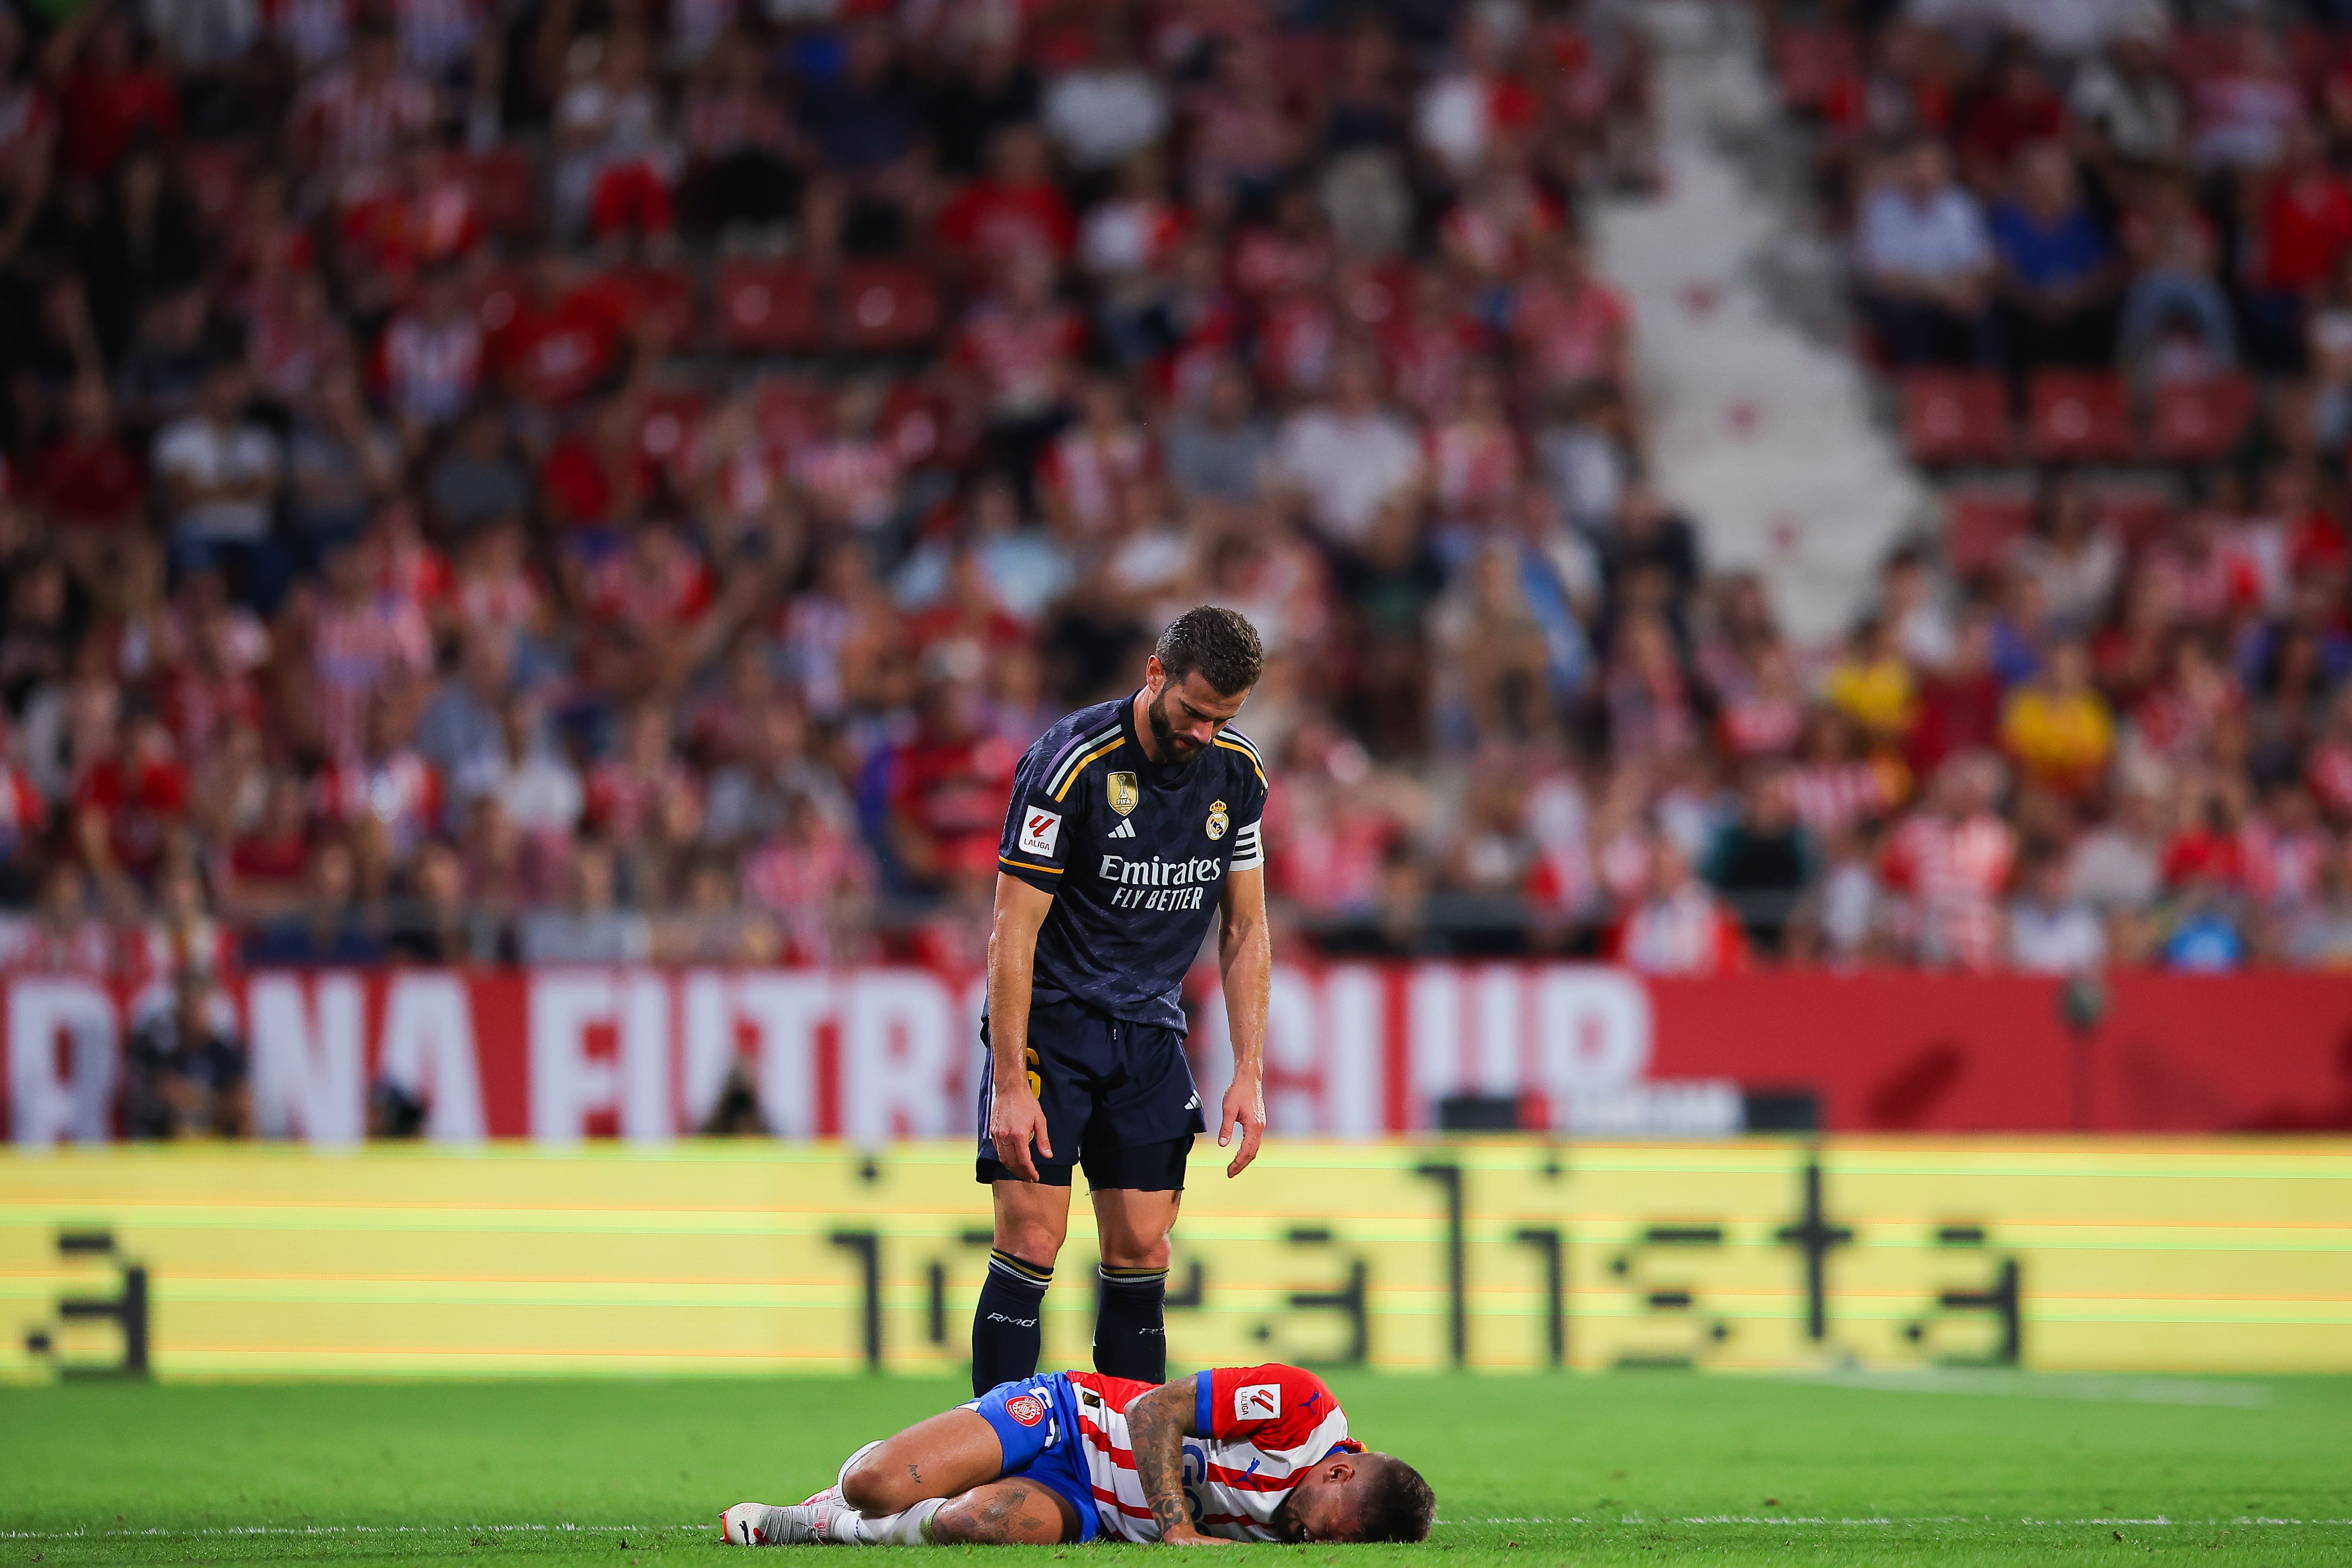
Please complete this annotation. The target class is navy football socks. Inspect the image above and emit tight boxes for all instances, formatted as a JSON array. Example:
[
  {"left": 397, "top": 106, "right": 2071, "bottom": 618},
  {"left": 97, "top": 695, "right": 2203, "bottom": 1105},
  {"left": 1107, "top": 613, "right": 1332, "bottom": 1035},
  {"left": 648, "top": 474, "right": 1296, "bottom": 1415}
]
[
  {"left": 1093, "top": 1265, "right": 1170, "bottom": 1382},
  {"left": 972, "top": 1250, "right": 1053, "bottom": 1396}
]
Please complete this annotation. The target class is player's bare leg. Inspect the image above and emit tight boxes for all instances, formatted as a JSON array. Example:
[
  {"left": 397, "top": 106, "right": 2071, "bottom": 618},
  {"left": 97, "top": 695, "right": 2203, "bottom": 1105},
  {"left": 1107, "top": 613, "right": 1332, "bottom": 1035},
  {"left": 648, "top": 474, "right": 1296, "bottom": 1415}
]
[
  {"left": 930, "top": 1480, "right": 1078, "bottom": 1545},
  {"left": 839, "top": 1409, "right": 1005, "bottom": 1515},
  {"left": 1091, "top": 1186, "right": 1181, "bottom": 1380},
  {"left": 974, "top": 1180, "right": 1071, "bottom": 1392},
  {"left": 724, "top": 1410, "right": 1032, "bottom": 1546}
]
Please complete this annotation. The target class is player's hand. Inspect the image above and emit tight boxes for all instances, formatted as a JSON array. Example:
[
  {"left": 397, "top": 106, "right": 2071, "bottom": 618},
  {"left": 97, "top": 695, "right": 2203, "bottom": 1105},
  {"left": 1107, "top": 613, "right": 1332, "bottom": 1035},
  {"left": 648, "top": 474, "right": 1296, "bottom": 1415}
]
[
  {"left": 1217, "top": 1075, "right": 1265, "bottom": 1178},
  {"left": 988, "top": 1085, "right": 1053, "bottom": 1182},
  {"left": 1156, "top": 1525, "right": 1230, "bottom": 1547}
]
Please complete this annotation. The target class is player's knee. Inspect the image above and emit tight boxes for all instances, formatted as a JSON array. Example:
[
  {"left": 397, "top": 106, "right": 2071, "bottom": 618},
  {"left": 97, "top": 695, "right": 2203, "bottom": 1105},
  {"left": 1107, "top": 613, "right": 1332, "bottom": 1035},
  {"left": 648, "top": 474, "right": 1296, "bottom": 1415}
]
[
  {"left": 839, "top": 1450, "right": 896, "bottom": 1512},
  {"left": 1096, "top": 1231, "right": 1171, "bottom": 1270},
  {"left": 995, "top": 1225, "right": 1064, "bottom": 1266}
]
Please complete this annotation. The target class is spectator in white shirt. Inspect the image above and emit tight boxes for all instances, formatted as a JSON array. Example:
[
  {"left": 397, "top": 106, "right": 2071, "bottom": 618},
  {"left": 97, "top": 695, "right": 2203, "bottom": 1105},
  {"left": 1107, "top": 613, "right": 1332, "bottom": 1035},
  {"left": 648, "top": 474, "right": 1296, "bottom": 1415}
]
[
  {"left": 153, "top": 363, "right": 280, "bottom": 575},
  {"left": 1857, "top": 137, "right": 1996, "bottom": 366},
  {"left": 1041, "top": 23, "right": 1168, "bottom": 171},
  {"left": 1276, "top": 350, "right": 1424, "bottom": 548},
  {"left": 2008, "top": 852, "right": 2107, "bottom": 972}
]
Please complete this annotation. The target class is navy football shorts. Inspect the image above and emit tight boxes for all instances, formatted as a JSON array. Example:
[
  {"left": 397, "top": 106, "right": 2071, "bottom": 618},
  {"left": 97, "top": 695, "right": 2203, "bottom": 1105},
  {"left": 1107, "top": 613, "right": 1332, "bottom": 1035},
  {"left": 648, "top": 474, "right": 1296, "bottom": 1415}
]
[{"left": 976, "top": 997, "right": 1205, "bottom": 1189}]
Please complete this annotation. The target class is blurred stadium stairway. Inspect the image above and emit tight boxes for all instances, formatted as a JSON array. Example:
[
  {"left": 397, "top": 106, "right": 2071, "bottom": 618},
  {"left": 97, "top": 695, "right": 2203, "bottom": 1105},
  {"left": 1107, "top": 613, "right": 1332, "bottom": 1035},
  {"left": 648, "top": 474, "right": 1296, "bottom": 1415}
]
[{"left": 1598, "top": 2, "right": 1930, "bottom": 645}]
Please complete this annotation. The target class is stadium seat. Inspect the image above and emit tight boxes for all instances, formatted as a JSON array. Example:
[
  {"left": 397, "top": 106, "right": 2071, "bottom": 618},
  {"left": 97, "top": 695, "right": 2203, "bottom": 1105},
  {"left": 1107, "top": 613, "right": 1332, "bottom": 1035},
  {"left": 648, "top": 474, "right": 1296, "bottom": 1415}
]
[
  {"left": 2146, "top": 375, "right": 2253, "bottom": 463},
  {"left": 1899, "top": 371, "right": 2011, "bottom": 464},
  {"left": 717, "top": 261, "right": 821, "bottom": 355},
  {"left": 1773, "top": 26, "right": 1857, "bottom": 115},
  {"left": 837, "top": 262, "right": 944, "bottom": 352},
  {"left": 2026, "top": 371, "right": 2135, "bottom": 462},
  {"left": 2089, "top": 489, "right": 2176, "bottom": 549},
  {"left": 608, "top": 264, "right": 697, "bottom": 348},
  {"left": 1945, "top": 491, "right": 2034, "bottom": 578},
  {"left": 458, "top": 150, "right": 539, "bottom": 235}
]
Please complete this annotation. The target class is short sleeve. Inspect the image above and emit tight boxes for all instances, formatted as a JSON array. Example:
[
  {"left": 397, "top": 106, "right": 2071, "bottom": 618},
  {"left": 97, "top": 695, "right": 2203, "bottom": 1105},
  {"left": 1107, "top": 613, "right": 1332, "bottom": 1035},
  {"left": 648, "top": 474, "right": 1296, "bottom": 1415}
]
[
  {"left": 1229, "top": 815, "right": 1263, "bottom": 871},
  {"left": 1203, "top": 1364, "right": 1340, "bottom": 1453},
  {"left": 996, "top": 737, "right": 1078, "bottom": 892}
]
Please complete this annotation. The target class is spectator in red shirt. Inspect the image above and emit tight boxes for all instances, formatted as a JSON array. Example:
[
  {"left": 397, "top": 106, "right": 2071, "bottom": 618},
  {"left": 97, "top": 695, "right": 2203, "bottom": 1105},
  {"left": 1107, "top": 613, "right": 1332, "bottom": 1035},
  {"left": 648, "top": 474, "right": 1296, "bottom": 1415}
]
[
  {"left": 2249, "top": 119, "right": 2352, "bottom": 373},
  {"left": 74, "top": 711, "right": 191, "bottom": 888},
  {"left": 57, "top": 12, "right": 179, "bottom": 183},
  {"left": 1956, "top": 45, "right": 2065, "bottom": 190},
  {"left": 935, "top": 122, "right": 1076, "bottom": 274},
  {"left": 886, "top": 662, "right": 1020, "bottom": 895},
  {"left": 32, "top": 376, "right": 144, "bottom": 566}
]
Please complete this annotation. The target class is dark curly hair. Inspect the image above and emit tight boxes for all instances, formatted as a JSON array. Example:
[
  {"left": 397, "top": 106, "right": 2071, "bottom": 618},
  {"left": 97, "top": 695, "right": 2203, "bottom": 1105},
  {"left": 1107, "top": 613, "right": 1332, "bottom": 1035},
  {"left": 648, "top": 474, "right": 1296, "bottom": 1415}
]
[
  {"left": 1354, "top": 1454, "right": 1437, "bottom": 1544},
  {"left": 1153, "top": 605, "right": 1264, "bottom": 697}
]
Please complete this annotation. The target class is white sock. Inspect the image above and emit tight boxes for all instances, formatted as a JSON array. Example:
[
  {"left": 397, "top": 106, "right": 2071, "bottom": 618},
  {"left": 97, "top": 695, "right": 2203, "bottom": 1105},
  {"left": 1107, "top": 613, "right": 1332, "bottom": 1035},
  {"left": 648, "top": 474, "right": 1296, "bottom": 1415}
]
[{"left": 846, "top": 1498, "right": 946, "bottom": 1546}]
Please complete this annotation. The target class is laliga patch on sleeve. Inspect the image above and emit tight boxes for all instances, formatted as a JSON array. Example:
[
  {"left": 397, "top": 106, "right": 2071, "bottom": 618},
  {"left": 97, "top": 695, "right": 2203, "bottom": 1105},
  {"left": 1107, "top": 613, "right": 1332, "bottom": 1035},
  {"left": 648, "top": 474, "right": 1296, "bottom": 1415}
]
[
  {"left": 1017, "top": 809, "right": 1063, "bottom": 858},
  {"left": 1007, "top": 1393, "right": 1047, "bottom": 1428},
  {"left": 1234, "top": 1383, "right": 1282, "bottom": 1421}
]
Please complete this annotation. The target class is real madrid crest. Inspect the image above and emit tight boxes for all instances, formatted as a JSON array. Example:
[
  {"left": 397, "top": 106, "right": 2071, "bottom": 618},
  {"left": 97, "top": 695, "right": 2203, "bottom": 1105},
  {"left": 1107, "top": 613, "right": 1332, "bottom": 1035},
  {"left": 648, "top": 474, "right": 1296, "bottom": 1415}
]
[
  {"left": 1206, "top": 799, "right": 1230, "bottom": 840},
  {"left": 1106, "top": 771, "right": 1140, "bottom": 816}
]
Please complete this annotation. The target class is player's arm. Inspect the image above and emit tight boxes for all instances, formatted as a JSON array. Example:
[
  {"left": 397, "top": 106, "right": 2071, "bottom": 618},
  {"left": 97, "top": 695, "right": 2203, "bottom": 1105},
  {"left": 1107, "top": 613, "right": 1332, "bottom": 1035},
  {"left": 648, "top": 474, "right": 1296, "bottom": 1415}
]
[
  {"left": 984, "top": 872, "right": 1057, "bottom": 1182},
  {"left": 1125, "top": 1379, "right": 1223, "bottom": 1547},
  {"left": 1214, "top": 863, "right": 1270, "bottom": 1178}
]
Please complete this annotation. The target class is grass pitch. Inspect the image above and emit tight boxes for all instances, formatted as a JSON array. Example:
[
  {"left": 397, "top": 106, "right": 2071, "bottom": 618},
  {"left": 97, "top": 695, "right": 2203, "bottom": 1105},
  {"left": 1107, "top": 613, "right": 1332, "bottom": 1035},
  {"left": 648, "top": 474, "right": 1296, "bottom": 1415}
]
[{"left": 3, "top": 1373, "right": 2349, "bottom": 1566}]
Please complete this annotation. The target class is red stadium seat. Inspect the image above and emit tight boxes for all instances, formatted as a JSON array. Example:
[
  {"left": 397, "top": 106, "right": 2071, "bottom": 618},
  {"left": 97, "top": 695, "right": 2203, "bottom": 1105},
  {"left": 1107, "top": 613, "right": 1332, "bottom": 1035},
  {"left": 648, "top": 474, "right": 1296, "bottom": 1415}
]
[
  {"left": 2089, "top": 489, "right": 2175, "bottom": 549},
  {"left": 717, "top": 261, "right": 821, "bottom": 354},
  {"left": 1774, "top": 26, "right": 1857, "bottom": 114},
  {"left": 458, "top": 150, "right": 538, "bottom": 235},
  {"left": 608, "top": 264, "right": 697, "bottom": 348},
  {"left": 837, "top": 261, "right": 943, "bottom": 352},
  {"left": 2146, "top": 375, "right": 2253, "bottom": 463},
  {"left": 1899, "top": 371, "right": 2011, "bottom": 464},
  {"left": 2026, "top": 371, "right": 2135, "bottom": 462},
  {"left": 1945, "top": 491, "right": 2034, "bottom": 578}
]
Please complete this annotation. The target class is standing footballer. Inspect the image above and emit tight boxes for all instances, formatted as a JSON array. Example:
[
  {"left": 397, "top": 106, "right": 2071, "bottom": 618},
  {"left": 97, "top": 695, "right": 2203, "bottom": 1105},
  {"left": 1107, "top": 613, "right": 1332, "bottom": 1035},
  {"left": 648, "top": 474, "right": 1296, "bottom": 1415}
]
[{"left": 972, "top": 605, "right": 1271, "bottom": 1395}]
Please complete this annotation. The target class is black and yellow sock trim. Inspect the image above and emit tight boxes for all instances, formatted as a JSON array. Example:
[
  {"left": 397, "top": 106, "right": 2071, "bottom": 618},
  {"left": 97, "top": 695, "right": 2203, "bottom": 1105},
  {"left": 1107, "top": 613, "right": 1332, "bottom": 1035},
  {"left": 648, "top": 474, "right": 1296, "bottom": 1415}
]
[{"left": 988, "top": 1249, "right": 1056, "bottom": 1287}]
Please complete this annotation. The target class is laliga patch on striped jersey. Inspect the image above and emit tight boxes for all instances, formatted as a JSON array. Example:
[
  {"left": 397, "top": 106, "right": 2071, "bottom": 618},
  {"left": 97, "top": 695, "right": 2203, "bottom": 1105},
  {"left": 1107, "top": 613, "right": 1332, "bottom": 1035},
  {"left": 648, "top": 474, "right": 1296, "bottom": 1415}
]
[
  {"left": 1234, "top": 1383, "right": 1281, "bottom": 1421},
  {"left": 1018, "top": 809, "right": 1063, "bottom": 857}
]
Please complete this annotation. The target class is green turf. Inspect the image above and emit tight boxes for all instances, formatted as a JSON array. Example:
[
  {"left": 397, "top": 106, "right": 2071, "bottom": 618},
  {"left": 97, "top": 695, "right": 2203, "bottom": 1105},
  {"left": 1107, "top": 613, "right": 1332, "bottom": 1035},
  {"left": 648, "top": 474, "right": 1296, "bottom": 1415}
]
[{"left": 4, "top": 1373, "right": 2349, "bottom": 1566}]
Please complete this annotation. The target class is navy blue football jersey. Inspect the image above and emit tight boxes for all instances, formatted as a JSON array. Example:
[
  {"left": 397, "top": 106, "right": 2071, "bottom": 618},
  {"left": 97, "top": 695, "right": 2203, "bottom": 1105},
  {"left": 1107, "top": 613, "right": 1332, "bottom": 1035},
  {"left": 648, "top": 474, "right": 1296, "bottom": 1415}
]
[{"left": 995, "top": 692, "right": 1268, "bottom": 1029}]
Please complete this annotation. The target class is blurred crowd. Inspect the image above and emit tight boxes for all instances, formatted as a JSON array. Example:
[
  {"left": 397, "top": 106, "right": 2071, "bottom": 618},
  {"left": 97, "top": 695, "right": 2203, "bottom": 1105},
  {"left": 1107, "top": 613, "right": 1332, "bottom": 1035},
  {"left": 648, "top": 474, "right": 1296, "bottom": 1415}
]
[
  {"left": 4, "top": 0, "right": 2344, "bottom": 1063},
  {"left": 1753, "top": 0, "right": 2352, "bottom": 976}
]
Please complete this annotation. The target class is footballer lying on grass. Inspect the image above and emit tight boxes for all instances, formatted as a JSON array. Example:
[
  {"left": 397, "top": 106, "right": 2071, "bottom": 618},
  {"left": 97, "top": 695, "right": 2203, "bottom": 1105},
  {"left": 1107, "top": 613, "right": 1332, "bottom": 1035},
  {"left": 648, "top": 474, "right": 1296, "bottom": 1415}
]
[{"left": 722, "top": 1361, "right": 1433, "bottom": 1547}]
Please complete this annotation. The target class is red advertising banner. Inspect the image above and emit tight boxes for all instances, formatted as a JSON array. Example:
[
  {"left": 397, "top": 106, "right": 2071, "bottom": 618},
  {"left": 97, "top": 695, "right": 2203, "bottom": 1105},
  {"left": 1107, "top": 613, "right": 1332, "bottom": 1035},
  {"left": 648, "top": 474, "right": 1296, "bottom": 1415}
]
[{"left": 6, "top": 965, "right": 2349, "bottom": 1146}]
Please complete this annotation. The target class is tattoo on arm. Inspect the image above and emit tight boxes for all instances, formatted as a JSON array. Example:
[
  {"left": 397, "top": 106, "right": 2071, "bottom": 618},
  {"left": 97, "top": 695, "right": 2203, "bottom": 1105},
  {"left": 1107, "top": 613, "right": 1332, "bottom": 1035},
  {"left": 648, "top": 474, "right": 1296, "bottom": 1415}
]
[
  {"left": 907, "top": 1462, "right": 921, "bottom": 1486},
  {"left": 1128, "top": 1385, "right": 1194, "bottom": 1537}
]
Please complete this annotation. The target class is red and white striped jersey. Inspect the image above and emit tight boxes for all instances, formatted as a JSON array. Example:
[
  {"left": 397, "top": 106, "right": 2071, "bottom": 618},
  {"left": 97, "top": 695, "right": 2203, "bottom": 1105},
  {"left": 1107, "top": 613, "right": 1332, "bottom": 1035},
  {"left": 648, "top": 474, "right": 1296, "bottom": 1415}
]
[{"left": 1067, "top": 1365, "right": 1361, "bottom": 1543}]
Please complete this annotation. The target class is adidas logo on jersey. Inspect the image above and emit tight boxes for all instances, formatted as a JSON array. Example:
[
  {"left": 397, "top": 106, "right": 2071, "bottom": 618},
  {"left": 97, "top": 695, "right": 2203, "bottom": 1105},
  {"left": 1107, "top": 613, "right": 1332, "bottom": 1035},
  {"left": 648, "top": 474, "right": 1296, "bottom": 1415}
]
[{"left": 1108, "top": 818, "right": 1136, "bottom": 838}]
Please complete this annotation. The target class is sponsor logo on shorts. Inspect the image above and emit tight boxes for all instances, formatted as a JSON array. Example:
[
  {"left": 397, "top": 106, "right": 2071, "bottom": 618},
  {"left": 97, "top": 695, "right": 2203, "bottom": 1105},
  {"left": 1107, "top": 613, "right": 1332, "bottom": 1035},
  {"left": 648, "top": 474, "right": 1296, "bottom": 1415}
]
[
  {"left": 1007, "top": 1394, "right": 1047, "bottom": 1428},
  {"left": 1234, "top": 1383, "right": 1281, "bottom": 1421},
  {"left": 1018, "top": 809, "right": 1063, "bottom": 857}
]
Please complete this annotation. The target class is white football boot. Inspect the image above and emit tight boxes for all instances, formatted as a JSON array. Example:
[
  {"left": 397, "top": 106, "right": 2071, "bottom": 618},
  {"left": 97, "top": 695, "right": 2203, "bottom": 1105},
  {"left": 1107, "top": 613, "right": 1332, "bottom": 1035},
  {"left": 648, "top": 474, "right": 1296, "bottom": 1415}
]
[{"left": 720, "top": 1496, "right": 860, "bottom": 1545}]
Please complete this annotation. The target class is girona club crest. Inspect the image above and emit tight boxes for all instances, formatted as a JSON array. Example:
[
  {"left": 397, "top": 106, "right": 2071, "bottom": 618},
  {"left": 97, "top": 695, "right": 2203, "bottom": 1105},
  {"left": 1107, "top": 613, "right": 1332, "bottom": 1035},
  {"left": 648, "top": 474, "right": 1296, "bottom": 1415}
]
[
  {"left": 1107, "top": 772, "right": 1140, "bottom": 816},
  {"left": 1006, "top": 1394, "right": 1047, "bottom": 1427}
]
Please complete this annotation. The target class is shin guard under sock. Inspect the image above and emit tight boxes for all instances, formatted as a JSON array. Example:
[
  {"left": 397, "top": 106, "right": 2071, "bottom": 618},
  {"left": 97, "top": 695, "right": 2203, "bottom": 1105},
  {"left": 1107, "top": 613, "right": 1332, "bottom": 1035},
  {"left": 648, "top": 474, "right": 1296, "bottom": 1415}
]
[
  {"left": 971, "top": 1250, "right": 1052, "bottom": 1395},
  {"left": 1092, "top": 1265, "right": 1169, "bottom": 1382}
]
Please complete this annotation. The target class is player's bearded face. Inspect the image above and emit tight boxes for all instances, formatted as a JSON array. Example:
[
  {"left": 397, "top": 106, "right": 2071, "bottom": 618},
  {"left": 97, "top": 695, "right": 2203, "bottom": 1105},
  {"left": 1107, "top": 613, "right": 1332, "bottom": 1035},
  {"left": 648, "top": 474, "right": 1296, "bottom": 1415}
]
[{"left": 1147, "top": 684, "right": 1210, "bottom": 764}]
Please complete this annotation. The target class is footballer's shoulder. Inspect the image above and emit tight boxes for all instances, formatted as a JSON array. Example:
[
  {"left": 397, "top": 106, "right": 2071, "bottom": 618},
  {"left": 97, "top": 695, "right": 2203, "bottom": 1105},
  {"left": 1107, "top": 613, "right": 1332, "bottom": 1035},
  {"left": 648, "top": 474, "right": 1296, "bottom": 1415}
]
[
  {"left": 1210, "top": 725, "right": 1268, "bottom": 788},
  {"left": 1031, "top": 698, "right": 1131, "bottom": 803}
]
